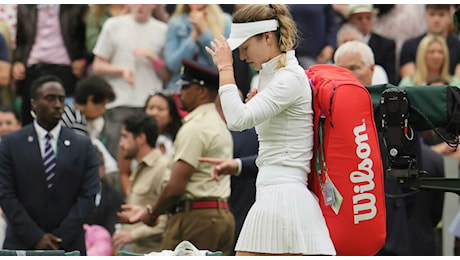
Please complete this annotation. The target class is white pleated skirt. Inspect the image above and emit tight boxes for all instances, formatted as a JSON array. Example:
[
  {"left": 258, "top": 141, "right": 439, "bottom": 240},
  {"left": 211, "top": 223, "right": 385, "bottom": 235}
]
[{"left": 235, "top": 165, "right": 336, "bottom": 255}]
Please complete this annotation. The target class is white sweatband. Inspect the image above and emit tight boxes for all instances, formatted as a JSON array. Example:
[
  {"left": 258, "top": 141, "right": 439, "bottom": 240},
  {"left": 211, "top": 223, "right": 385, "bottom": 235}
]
[
  {"left": 234, "top": 158, "right": 242, "bottom": 177},
  {"left": 227, "top": 19, "right": 279, "bottom": 50}
]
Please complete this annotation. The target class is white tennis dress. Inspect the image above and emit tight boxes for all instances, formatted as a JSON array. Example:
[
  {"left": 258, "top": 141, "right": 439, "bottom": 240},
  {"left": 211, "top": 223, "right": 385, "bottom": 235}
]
[{"left": 219, "top": 51, "right": 336, "bottom": 255}]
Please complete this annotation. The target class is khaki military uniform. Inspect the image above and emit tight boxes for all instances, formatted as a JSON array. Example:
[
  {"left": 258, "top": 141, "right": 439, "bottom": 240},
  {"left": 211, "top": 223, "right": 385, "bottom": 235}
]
[{"left": 161, "top": 103, "right": 235, "bottom": 255}]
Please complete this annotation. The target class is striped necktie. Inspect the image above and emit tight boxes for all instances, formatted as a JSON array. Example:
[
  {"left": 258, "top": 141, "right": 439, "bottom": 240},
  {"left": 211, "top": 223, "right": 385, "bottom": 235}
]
[{"left": 43, "top": 133, "right": 56, "bottom": 189}]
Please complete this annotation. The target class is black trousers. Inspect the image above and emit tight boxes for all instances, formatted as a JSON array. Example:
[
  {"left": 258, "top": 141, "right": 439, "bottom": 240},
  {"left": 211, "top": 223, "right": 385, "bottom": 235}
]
[{"left": 17, "top": 63, "right": 77, "bottom": 125}]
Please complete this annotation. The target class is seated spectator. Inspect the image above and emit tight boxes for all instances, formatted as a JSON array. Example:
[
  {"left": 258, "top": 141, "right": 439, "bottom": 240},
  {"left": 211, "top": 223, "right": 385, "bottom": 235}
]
[
  {"left": 118, "top": 92, "right": 183, "bottom": 197},
  {"left": 61, "top": 75, "right": 115, "bottom": 136},
  {"left": 400, "top": 4, "right": 460, "bottom": 80},
  {"left": 334, "top": 40, "right": 377, "bottom": 86},
  {"left": 345, "top": 4, "right": 397, "bottom": 84},
  {"left": 336, "top": 23, "right": 363, "bottom": 46},
  {"left": 373, "top": 4, "right": 427, "bottom": 65},
  {"left": 0, "top": 106, "right": 21, "bottom": 140},
  {"left": 60, "top": 75, "right": 119, "bottom": 188},
  {"left": 142, "top": 92, "right": 182, "bottom": 158},
  {"left": 336, "top": 23, "right": 388, "bottom": 85},
  {"left": 399, "top": 34, "right": 460, "bottom": 87},
  {"left": 112, "top": 113, "right": 170, "bottom": 254},
  {"left": 288, "top": 4, "right": 338, "bottom": 68}
]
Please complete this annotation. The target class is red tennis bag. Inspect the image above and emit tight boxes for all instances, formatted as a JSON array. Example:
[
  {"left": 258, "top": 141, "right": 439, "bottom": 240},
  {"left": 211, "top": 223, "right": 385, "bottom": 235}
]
[{"left": 305, "top": 64, "right": 386, "bottom": 256}]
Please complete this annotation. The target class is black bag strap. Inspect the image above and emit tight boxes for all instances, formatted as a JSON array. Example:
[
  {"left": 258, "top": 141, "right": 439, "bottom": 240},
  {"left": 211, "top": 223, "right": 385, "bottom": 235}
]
[
  {"left": 379, "top": 88, "right": 459, "bottom": 149},
  {"left": 408, "top": 105, "right": 459, "bottom": 148}
]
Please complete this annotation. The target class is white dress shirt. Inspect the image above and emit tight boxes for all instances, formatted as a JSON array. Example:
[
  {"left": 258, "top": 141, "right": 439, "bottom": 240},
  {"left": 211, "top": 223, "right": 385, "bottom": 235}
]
[{"left": 34, "top": 120, "right": 61, "bottom": 158}]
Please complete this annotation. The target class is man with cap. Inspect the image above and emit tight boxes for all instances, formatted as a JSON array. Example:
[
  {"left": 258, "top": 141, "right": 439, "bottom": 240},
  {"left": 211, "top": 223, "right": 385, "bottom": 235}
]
[
  {"left": 117, "top": 59, "right": 235, "bottom": 255},
  {"left": 345, "top": 4, "right": 397, "bottom": 84}
]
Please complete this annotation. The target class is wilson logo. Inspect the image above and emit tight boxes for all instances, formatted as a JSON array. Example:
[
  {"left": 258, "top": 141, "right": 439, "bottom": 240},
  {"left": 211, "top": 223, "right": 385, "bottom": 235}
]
[{"left": 350, "top": 121, "right": 377, "bottom": 224}]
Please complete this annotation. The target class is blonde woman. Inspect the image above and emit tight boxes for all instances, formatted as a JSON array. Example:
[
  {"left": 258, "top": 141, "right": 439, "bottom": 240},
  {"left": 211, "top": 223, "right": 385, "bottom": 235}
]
[
  {"left": 164, "top": 4, "right": 231, "bottom": 92},
  {"left": 206, "top": 4, "right": 335, "bottom": 256},
  {"left": 399, "top": 34, "right": 460, "bottom": 87}
]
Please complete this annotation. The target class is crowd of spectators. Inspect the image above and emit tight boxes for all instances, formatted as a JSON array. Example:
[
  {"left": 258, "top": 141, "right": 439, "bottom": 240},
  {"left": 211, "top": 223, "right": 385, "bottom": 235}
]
[{"left": 0, "top": 3, "right": 459, "bottom": 256}]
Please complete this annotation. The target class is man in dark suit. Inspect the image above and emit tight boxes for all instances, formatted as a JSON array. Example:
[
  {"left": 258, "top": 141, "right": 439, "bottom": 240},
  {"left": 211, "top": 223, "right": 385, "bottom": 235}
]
[
  {"left": 0, "top": 75, "right": 100, "bottom": 255},
  {"left": 12, "top": 4, "right": 89, "bottom": 125},
  {"left": 346, "top": 4, "right": 397, "bottom": 84}
]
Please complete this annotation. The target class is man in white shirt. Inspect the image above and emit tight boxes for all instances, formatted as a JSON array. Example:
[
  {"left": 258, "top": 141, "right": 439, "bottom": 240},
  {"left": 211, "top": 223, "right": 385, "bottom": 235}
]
[{"left": 92, "top": 4, "right": 170, "bottom": 158}]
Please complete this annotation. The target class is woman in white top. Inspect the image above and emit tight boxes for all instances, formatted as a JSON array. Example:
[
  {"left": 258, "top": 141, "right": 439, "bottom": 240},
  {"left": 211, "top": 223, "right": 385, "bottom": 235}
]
[{"left": 205, "top": 4, "right": 335, "bottom": 256}]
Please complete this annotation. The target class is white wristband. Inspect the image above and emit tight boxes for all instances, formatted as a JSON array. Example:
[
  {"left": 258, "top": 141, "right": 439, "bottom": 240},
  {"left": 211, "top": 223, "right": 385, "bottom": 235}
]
[{"left": 234, "top": 158, "right": 242, "bottom": 177}]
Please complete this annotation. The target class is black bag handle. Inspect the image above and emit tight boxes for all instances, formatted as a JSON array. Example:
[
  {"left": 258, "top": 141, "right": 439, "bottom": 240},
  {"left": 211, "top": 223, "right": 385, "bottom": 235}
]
[{"left": 408, "top": 105, "right": 459, "bottom": 148}]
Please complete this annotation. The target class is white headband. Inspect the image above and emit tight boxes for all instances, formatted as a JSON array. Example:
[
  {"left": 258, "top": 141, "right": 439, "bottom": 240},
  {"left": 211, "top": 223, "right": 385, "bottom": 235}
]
[{"left": 227, "top": 19, "right": 279, "bottom": 51}]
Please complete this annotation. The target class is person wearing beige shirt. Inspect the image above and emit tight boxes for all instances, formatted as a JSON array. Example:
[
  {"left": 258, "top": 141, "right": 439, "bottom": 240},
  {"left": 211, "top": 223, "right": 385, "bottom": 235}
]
[
  {"left": 117, "top": 59, "right": 235, "bottom": 255},
  {"left": 112, "top": 112, "right": 170, "bottom": 254}
]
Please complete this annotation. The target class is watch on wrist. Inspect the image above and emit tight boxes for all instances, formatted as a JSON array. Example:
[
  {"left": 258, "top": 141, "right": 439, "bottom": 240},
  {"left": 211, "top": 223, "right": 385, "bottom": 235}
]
[{"left": 145, "top": 204, "right": 159, "bottom": 219}]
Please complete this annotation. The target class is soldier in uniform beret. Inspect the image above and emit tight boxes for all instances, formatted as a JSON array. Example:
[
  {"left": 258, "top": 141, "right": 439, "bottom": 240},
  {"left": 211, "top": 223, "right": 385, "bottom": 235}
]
[{"left": 118, "top": 59, "right": 235, "bottom": 255}]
